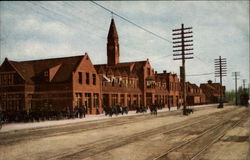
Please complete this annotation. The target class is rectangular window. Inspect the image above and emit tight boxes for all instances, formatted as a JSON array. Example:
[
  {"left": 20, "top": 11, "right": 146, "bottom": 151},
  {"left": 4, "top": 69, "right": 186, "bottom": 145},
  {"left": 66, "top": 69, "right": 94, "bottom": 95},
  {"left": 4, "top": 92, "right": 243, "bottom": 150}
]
[
  {"left": 0, "top": 74, "right": 2, "bottom": 85},
  {"left": 92, "top": 74, "right": 96, "bottom": 85},
  {"left": 78, "top": 72, "right": 82, "bottom": 84},
  {"left": 133, "top": 95, "right": 138, "bottom": 105},
  {"left": 75, "top": 93, "right": 82, "bottom": 107},
  {"left": 85, "top": 93, "right": 91, "bottom": 109},
  {"left": 127, "top": 95, "right": 131, "bottom": 106},
  {"left": 86, "top": 72, "right": 90, "bottom": 84},
  {"left": 111, "top": 94, "right": 118, "bottom": 107},
  {"left": 94, "top": 93, "right": 99, "bottom": 108},
  {"left": 120, "top": 94, "right": 125, "bottom": 106},
  {"left": 147, "top": 68, "right": 150, "bottom": 76},
  {"left": 44, "top": 71, "right": 49, "bottom": 77}
]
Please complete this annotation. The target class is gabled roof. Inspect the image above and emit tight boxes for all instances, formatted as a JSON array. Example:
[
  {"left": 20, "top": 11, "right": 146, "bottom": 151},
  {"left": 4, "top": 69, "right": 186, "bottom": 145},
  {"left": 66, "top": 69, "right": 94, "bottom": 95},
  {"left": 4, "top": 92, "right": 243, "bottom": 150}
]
[
  {"left": 114, "top": 69, "right": 122, "bottom": 76},
  {"left": 3, "top": 55, "right": 84, "bottom": 83},
  {"left": 97, "top": 66, "right": 106, "bottom": 75},
  {"left": 146, "top": 75, "right": 155, "bottom": 80},
  {"left": 94, "top": 60, "right": 147, "bottom": 78},
  {"left": 129, "top": 72, "right": 138, "bottom": 78},
  {"left": 106, "top": 68, "right": 114, "bottom": 76}
]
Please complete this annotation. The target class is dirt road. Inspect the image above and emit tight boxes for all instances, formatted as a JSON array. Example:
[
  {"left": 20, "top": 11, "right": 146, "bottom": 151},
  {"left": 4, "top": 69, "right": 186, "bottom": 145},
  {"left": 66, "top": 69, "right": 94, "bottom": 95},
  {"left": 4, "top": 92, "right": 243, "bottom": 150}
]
[{"left": 0, "top": 105, "right": 249, "bottom": 160}]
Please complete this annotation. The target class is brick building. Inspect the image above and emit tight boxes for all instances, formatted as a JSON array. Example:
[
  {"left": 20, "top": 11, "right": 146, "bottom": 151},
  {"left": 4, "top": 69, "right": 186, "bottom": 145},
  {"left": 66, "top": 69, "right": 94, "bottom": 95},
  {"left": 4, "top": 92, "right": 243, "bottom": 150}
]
[
  {"left": 200, "top": 80, "right": 225, "bottom": 104},
  {"left": 186, "top": 82, "right": 206, "bottom": 105},
  {"left": 0, "top": 53, "right": 102, "bottom": 115},
  {"left": 0, "top": 18, "right": 200, "bottom": 117},
  {"left": 95, "top": 19, "right": 181, "bottom": 109}
]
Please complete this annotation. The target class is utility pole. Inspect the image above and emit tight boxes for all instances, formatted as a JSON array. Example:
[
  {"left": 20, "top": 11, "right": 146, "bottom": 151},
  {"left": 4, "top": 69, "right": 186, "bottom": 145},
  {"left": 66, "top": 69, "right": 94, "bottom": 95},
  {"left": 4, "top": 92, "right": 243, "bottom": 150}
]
[
  {"left": 214, "top": 56, "right": 227, "bottom": 108},
  {"left": 172, "top": 24, "right": 193, "bottom": 115},
  {"left": 232, "top": 72, "right": 240, "bottom": 106},
  {"left": 242, "top": 79, "right": 246, "bottom": 91}
]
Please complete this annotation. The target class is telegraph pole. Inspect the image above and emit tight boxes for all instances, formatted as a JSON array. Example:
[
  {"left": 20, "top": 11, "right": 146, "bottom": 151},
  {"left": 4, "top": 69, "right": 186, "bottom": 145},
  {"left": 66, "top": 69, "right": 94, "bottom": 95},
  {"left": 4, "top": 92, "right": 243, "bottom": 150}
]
[
  {"left": 232, "top": 72, "right": 240, "bottom": 106},
  {"left": 214, "top": 56, "right": 227, "bottom": 108},
  {"left": 242, "top": 79, "right": 246, "bottom": 91},
  {"left": 172, "top": 24, "right": 193, "bottom": 115}
]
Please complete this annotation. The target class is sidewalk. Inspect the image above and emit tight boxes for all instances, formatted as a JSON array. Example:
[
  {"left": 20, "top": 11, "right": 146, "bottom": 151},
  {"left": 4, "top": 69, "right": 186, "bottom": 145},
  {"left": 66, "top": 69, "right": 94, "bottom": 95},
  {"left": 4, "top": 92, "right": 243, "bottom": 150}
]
[{"left": 0, "top": 104, "right": 218, "bottom": 133}]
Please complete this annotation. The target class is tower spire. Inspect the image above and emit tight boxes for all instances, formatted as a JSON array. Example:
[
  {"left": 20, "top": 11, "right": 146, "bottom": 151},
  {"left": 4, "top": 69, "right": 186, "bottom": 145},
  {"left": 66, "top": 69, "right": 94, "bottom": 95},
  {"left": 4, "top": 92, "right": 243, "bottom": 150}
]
[
  {"left": 108, "top": 18, "right": 118, "bottom": 40},
  {"left": 107, "top": 18, "right": 120, "bottom": 65}
]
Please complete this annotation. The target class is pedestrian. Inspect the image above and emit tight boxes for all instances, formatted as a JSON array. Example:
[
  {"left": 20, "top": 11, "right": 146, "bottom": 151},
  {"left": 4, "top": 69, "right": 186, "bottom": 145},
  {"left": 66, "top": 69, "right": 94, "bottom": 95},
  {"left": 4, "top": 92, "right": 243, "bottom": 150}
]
[{"left": 83, "top": 105, "right": 86, "bottom": 118}]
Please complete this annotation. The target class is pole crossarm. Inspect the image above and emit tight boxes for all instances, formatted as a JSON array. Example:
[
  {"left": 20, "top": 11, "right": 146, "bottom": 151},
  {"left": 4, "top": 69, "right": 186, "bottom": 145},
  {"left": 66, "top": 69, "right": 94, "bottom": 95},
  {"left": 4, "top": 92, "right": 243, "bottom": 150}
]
[
  {"left": 173, "top": 57, "right": 193, "bottom": 60},
  {"left": 232, "top": 72, "right": 240, "bottom": 106},
  {"left": 173, "top": 53, "right": 193, "bottom": 56},
  {"left": 173, "top": 40, "right": 193, "bottom": 44},
  {"left": 173, "top": 48, "right": 193, "bottom": 52},
  {"left": 173, "top": 35, "right": 193, "bottom": 40},
  {"left": 172, "top": 27, "right": 192, "bottom": 32},
  {"left": 172, "top": 31, "right": 193, "bottom": 36},
  {"left": 172, "top": 24, "right": 194, "bottom": 115},
  {"left": 214, "top": 56, "right": 227, "bottom": 108},
  {"left": 173, "top": 44, "right": 193, "bottom": 48}
]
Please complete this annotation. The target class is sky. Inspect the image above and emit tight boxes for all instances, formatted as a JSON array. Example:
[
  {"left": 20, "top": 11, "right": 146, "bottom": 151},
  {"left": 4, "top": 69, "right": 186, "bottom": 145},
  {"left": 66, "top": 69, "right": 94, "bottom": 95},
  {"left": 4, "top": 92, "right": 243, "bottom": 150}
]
[{"left": 0, "top": 1, "right": 249, "bottom": 90}]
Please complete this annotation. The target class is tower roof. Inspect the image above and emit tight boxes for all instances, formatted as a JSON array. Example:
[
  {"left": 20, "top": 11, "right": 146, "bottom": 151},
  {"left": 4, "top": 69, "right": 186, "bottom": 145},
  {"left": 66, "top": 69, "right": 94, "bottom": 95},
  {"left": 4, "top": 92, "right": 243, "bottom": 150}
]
[{"left": 108, "top": 18, "right": 118, "bottom": 40}]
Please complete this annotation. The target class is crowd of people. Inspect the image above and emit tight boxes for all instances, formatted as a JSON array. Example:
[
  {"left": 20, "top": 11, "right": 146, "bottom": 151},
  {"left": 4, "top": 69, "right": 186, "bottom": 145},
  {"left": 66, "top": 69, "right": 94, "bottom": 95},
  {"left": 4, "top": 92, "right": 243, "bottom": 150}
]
[{"left": 0, "top": 103, "right": 174, "bottom": 127}]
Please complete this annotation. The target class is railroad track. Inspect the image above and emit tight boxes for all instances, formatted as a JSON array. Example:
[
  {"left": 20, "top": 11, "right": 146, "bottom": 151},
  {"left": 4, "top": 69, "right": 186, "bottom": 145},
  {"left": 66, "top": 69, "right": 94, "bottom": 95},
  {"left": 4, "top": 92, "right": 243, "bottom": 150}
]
[
  {"left": 46, "top": 107, "right": 245, "bottom": 160},
  {"left": 0, "top": 105, "right": 217, "bottom": 145},
  {"left": 153, "top": 112, "right": 249, "bottom": 160}
]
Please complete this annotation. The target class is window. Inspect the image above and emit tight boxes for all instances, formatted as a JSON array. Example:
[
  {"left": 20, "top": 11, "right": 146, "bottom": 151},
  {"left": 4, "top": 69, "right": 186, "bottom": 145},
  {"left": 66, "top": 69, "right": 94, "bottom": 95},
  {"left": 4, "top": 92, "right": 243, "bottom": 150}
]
[
  {"left": 133, "top": 95, "right": 138, "bottom": 105},
  {"left": 85, "top": 93, "right": 91, "bottom": 113},
  {"left": 120, "top": 94, "right": 125, "bottom": 106},
  {"left": 78, "top": 72, "right": 82, "bottom": 84},
  {"left": 111, "top": 94, "right": 118, "bottom": 107},
  {"left": 147, "top": 68, "right": 150, "bottom": 76},
  {"left": 127, "top": 95, "right": 131, "bottom": 106},
  {"left": 75, "top": 93, "right": 82, "bottom": 107},
  {"left": 44, "top": 71, "right": 49, "bottom": 77},
  {"left": 0, "top": 73, "right": 14, "bottom": 85},
  {"left": 92, "top": 74, "right": 96, "bottom": 85},
  {"left": 86, "top": 72, "right": 90, "bottom": 84},
  {"left": 119, "top": 78, "right": 122, "bottom": 87},
  {"left": 94, "top": 93, "right": 99, "bottom": 108}
]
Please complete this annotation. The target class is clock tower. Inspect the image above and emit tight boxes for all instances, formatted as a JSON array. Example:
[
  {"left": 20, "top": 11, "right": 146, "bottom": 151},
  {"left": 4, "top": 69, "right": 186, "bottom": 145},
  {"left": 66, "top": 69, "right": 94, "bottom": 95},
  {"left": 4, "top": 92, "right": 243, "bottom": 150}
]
[{"left": 107, "top": 18, "right": 119, "bottom": 65}]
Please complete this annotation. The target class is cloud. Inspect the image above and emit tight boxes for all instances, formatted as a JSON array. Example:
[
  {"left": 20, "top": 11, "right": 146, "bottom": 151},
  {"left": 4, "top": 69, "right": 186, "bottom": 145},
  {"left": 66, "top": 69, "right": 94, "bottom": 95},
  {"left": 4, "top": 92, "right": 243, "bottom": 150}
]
[
  {"left": 0, "top": 1, "right": 249, "bottom": 90},
  {"left": 15, "top": 17, "right": 76, "bottom": 38},
  {"left": 2, "top": 40, "right": 77, "bottom": 61}
]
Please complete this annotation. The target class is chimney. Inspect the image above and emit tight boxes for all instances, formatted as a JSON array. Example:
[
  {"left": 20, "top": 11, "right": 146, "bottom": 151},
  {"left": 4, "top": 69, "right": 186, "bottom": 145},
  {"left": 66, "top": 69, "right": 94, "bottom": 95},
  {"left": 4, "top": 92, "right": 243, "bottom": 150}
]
[
  {"left": 163, "top": 70, "right": 166, "bottom": 74},
  {"left": 155, "top": 71, "right": 157, "bottom": 74},
  {"left": 208, "top": 80, "right": 212, "bottom": 84}
]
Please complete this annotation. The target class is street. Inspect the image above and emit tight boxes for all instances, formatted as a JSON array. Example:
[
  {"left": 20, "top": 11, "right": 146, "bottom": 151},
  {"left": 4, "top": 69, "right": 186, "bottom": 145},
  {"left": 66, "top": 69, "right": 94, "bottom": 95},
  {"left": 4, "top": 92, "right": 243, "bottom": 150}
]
[{"left": 0, "top": 105, "right": 249, "bottom": 160}]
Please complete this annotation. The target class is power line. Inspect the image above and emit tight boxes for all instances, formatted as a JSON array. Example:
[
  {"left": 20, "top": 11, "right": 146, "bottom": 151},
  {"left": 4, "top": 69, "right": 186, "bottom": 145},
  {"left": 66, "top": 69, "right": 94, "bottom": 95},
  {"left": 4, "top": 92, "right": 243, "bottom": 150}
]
[
  {"left": 28, "top": 2, "right": 172, "bottom": 63},
  {"left": 19, "top": 2, "right": 219, "bottom": 79},
  {"left": 90, "top": 1, "right": 172, "bottom": 43},
  {"left": 176, "top": 72, "right": 213, "bottom": 78},
  {"left": 186, "top": 72, "right": 214, "bottom": 77}
]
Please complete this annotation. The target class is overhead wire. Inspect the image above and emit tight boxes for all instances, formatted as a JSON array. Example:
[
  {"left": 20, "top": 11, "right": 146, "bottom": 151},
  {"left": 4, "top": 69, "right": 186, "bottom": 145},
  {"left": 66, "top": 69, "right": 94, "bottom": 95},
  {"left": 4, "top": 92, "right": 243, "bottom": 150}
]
[
  {"left": 89, "top": 1, "right": 219, "bottom": 77},
  {"left": 23, "top": 2, "right": 217, "bottom": 78},
  {"left": 27, "top": 2, "right": 169, "bottom": 62},
  {"left": 90, "top": 1, "right": 172, "bottom": 43}
]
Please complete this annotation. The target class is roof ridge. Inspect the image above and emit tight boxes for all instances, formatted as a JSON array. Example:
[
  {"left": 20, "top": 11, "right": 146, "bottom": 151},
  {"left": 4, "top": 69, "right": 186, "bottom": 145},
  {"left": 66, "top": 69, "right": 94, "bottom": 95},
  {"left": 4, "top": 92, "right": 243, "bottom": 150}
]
[{"left": 11, "top": 55, "right": 84, "bottom": 63}]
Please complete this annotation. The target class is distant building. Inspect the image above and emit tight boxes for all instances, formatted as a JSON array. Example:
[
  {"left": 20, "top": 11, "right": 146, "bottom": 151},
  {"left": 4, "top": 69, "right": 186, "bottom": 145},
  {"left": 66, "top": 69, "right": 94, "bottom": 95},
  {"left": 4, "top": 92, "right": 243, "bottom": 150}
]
[
  {"left": 200, "top": 80, "right": 225, "bottom": 104},
  {"left": 186, "top": 82, "right": 206, "bottom": 105}
]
